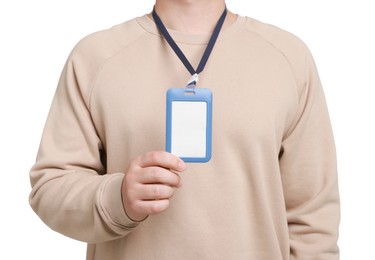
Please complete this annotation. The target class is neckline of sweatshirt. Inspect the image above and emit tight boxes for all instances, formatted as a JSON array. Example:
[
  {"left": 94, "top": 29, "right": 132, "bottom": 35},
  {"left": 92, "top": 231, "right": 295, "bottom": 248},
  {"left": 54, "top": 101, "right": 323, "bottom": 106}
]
[{"left": 136, "top": 14, "right": 247, "bottom": 45}]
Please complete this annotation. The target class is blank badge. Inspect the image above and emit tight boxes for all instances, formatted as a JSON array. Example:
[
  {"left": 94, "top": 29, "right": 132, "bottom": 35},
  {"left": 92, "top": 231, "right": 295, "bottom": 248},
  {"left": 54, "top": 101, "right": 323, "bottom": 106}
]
[{"left": 166, "top": 88, "right": 212, "bottom": 162}]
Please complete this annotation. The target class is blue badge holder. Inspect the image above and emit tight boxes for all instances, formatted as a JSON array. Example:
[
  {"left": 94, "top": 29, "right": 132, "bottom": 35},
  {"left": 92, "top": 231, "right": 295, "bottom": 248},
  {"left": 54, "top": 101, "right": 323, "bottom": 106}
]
[{"left": 166, "top": 88, "right": 212, "bottom": 163}]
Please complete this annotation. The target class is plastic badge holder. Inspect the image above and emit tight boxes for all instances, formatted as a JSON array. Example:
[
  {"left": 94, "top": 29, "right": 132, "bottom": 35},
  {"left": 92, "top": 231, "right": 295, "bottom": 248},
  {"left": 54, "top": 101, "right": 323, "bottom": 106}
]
[{"left": 166, "top": 88, "right": 212, "bottom": 163}]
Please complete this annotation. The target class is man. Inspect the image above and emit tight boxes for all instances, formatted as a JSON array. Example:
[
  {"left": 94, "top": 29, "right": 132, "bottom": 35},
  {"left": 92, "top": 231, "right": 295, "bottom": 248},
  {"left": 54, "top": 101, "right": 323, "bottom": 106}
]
[{"left": 29, "top": 0, "right": 340, "bottom": 259}]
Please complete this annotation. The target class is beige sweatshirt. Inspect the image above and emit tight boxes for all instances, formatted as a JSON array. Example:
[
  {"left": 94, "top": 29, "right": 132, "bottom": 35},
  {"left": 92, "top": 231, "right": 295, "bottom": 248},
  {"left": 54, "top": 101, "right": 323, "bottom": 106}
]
[{"left": 29, "top": 14, "right": 340, "bottom": 259}]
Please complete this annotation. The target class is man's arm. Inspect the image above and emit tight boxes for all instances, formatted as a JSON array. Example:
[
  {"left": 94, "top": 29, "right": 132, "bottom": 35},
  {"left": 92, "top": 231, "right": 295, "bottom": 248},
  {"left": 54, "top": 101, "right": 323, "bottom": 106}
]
[
  {"left": 279, "top": 50, "right": 340, "bottom": 259},
  {"left": 29, "top": 55, "right": 140, "bottom": 243}
]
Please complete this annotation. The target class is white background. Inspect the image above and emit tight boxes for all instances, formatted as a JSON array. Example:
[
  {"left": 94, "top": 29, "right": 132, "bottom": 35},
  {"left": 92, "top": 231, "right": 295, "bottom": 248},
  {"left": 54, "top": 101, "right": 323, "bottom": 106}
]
[{"left": 1, "top": 0, "right": 374, "bottom": 259}]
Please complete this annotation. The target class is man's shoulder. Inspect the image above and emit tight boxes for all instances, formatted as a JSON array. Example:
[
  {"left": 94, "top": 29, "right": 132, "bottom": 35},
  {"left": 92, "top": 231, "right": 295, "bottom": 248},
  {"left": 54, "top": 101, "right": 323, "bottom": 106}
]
[
  {"left": 243, "top": 16, "right": 310, "bottom": 59},
  {"left": 241, "top": 16, "right": 318, "bottom": 93},
  {"left": 60, "top": 16, "right": 149, "bottom": 103},
  {"left": 69, "top": 16, "right": 147, "bottom": 63}
]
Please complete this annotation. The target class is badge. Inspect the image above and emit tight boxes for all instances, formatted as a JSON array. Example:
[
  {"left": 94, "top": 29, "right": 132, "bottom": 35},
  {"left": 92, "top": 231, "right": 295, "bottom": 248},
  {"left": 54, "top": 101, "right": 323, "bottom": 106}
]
[{"left": 166, "top": 88, "right": 212, "bottom": 162}]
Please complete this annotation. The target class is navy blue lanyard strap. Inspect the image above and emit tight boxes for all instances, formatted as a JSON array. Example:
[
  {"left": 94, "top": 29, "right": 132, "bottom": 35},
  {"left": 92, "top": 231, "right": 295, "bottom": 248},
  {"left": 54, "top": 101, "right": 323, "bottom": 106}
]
[{"left": 152, "top": 6, "right": 227, "bottom": 87}]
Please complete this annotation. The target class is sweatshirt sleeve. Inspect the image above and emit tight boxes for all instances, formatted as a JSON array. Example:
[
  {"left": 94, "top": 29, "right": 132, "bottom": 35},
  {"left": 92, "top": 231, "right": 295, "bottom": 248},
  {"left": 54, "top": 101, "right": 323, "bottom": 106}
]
[
  {"left": 279, "top": 49, "right": 340, "bottom": 259},
  {"left": 29, "top": 47, "right": 141, "bottom": 243}
]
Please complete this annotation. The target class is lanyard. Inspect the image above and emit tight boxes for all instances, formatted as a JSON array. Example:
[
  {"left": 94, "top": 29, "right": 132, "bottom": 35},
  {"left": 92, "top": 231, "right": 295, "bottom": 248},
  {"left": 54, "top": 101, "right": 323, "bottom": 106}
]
[{"left": 152, "top": 6, "right": 227, "bottom": 90}]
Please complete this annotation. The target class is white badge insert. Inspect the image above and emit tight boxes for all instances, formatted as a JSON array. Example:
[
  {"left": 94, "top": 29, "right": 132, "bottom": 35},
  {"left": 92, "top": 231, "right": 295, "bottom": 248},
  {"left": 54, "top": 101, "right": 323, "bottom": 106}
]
[{"left": 166, "top": 88, "right": 212, "bottom": 162}]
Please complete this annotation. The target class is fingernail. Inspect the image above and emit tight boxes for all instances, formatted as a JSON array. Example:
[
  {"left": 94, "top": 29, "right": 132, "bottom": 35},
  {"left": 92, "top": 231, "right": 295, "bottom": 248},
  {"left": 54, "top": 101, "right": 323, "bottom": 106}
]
[{"left": 178, "top": 161, "right": 186, "bottom": 171}]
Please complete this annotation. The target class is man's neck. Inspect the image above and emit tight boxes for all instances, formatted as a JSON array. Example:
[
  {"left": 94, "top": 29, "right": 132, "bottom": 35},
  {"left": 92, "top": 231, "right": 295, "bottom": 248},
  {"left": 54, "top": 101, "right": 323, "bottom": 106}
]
[{"left": 152, "top": 0, "right": 236, "bottom": 34}]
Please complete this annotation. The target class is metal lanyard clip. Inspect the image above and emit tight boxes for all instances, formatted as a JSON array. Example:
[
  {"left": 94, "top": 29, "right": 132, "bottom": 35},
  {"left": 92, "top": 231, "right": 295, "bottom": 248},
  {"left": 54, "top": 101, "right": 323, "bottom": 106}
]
[{"left": 185, "top": 73, "right": 199, "bottom": 94}]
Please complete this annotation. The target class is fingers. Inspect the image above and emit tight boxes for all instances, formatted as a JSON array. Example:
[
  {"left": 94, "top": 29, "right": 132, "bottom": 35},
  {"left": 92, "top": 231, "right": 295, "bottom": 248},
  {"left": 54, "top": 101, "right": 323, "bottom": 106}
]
[
  {"left": 124, "top": 183, "right": 176, "bottom": 219},
  {"left": 137, "top": 151, "right": 186, "bottom": 172},
  {"left": 129, "top": 199, "right": 171, "bottom": 216},
  {"left": 135, "top": 184, "right": 175, "bottom": 201},
  {"left": 122, "top": 151, "right": 187, "bottom": 221},
  {"left": 137, "top": 166, "right": 182, "bottom": 188}
]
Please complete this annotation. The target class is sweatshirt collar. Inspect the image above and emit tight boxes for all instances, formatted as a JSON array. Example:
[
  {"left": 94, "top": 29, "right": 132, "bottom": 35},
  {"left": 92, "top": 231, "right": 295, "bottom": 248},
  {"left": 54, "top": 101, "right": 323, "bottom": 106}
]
[{"left": 136, "top": 13, "right": 246, "bottom": 45}]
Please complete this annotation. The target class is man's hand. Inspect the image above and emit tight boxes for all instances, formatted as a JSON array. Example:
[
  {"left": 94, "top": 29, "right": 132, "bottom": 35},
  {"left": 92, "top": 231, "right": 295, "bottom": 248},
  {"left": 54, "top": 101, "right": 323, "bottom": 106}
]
[{"left": 121, "top": 151, "right": 187, "bottom": 221}]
